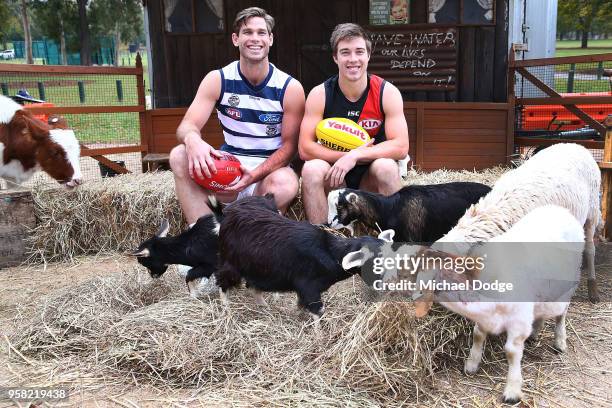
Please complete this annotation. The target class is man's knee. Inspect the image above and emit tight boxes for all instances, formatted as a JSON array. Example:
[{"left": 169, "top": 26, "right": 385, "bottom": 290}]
[
  {"left": 301, "top": 159, "right": 330, "bottom": 186},
  {"left": 369, "top": 158, "right": 399, "bottom": 182},
  {"left": 263, "top": 167, "right": 299, "bottom": 196},
  {"left": 169, "top": 145, "right": 189, "bottom": 177},
  {"left": 363, "top": 158, "right": 401, "bottom": 194}
]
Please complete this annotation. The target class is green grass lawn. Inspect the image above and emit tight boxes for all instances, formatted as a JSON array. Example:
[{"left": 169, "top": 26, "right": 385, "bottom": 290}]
[
  {"left": 556, "top": 39, "right": 612, "bottom": 49},
  {"left": 0, "top": 42, "right": 147, "bottom": 144},
  {"left": 556, "top": 39, "right": 612, "bottom": 57},
  {"left": 0, "top": 70, "right": 142, "bottom": 144}
]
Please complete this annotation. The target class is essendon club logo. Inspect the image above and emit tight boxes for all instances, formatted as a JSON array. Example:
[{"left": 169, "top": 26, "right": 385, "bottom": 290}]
[
  {"left": 359, "top": 119, "right": 382, "bottom": 131},
  {"left": 225, "top": 108, "right": 242, "bottom": 120}
]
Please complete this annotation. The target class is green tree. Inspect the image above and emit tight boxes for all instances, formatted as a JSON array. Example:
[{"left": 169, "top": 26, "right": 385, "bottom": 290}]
[
  {"left": 0, "top": 0, "right": 23, "bottom": 50},
  {"left": 558, "top": 0, "right": 612, "bottom": 47},
  {"left": 31, "top": 0, "right": 79, "bottom": 64},
  {"left": 89, "top": 0, "right": 143, "bottom": 65}
]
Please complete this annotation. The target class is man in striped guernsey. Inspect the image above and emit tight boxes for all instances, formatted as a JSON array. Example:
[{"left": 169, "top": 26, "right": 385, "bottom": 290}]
[{"left": 170, "top": 7, "right": 305, "bottom": 225}]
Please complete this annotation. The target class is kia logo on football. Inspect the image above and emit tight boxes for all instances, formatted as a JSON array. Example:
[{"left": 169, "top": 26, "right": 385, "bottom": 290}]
[
  {"left": 225, "top": 108, "right": 242, "bottom": 120},
  {"left": 359, "top": 119, "right": 382, "bottom": 130},
  {"left": 259, "top": 113, "right": 282, "bottom": 124}
]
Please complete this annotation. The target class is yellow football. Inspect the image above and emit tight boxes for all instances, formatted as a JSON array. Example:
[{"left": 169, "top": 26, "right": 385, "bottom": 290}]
[{"left": 315, "top": 117, "right": 371, "bottom": 152}]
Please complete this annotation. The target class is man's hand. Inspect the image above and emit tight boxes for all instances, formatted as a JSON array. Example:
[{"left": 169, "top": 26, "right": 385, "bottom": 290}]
[
  {"left": 223, "top": 165, "right": 255, "bottom": 193},
  {"left": 184, "top": 133, "right": 223, "bottom": 179},
  {"left": 325, "top": 139, "right": 374, "bottom": 188}
]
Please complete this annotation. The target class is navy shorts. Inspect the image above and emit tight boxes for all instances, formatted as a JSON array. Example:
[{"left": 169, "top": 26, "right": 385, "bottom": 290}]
[{"left": 344, "top": 164, "right": 370, "bottom": 189}]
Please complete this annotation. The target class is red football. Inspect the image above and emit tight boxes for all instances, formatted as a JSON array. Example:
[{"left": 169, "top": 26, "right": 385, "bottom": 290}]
[{"left": 193, "top": 153, "right": 243, "bottom": 192}]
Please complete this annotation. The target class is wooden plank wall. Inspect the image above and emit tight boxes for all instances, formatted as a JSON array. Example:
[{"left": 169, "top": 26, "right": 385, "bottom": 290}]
[
  {"left": 146, "top": 0, "right": 509, "bottom": 107},
  {"left": 145, "top": 102, "right": 512, "bottom": 171}
]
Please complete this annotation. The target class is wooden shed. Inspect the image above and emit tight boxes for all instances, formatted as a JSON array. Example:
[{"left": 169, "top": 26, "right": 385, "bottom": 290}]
[{"left": 143, "top": 0, "right": 514, "bottom": 170}]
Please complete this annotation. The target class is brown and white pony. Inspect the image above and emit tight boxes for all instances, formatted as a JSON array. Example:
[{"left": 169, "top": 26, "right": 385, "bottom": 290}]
[{"left": 0, "top": 95, "right": 82, "bottom": 187}]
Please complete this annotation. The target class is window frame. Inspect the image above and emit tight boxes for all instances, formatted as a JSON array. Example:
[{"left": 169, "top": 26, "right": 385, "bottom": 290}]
[{"left": 162, "top": 0, "right": 227, "bottom": 35}]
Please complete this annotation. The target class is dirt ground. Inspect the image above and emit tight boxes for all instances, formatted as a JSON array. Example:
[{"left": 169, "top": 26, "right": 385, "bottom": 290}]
[{"left": 0, "top": 250, "right": 610, "bottom": 407}]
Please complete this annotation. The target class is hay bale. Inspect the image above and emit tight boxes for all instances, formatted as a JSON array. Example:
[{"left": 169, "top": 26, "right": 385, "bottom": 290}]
[
  {"left": 24, "top": 166, "right": 508, "bottom": 263},
  {"left": 26, "top": 171, "right": 183, "bottom": 263}
]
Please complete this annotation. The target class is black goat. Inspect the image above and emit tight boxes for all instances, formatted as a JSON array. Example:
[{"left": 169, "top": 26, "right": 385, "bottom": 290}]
[
  {"left": 216, "top": 194, "right": 392, "bottom": 322},
  {"left": 327, "top": 182, "right": 491, "bottom": 242},
  {"left": 128, "top": 199, "right": 222, "bottom": 296}
]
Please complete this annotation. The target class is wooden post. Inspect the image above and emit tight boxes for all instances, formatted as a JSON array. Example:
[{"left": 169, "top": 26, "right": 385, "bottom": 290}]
[
  {"left": 135, "top": 53, "right": 148, "bottom": 172},
  {"left": 603, "top": 115, "right": 612, "bottom": 240},
  {"left": 0, "top": 190, "right": 35, "bottom": 268}
]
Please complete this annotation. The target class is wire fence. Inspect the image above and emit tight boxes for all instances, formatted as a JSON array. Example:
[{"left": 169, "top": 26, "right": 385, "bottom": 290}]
[
  {"left": 514, "top": 58, "right": 612, "bottom": 133},
  {"left": 0, "top": 60, "right": 145, "bottom": 188}
]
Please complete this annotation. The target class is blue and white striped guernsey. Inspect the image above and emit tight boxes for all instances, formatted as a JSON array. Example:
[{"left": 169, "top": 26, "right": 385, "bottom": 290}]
[{"left": 216, "top": 61, "right": 293, "bottom": 158}]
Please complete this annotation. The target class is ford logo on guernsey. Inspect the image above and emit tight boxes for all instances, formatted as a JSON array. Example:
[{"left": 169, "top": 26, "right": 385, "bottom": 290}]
[
  {"left": 259, "top": 113, "right": 282, "bottom": 124},
  {"left": 225, "top": 108, "right": 242, "bottom": 120}
]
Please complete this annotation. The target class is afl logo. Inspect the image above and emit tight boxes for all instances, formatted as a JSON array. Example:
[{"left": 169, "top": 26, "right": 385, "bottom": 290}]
[
  {"left": 228, "top": 94, "right": 240, "bottom": 107},
  {"left": 259, "top": 113, "right": 282, "bottom": 124},
  {"left": 359, "top": 119, "right": 382, "bottom": 131},
  {"left": 225, "top": 107, "right": 242, "bottom": 120}
]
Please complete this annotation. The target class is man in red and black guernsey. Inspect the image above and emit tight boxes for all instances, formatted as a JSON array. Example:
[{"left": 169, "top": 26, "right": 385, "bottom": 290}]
[{"left": 298, "top": 23, "right": 410, "bottom": 224}]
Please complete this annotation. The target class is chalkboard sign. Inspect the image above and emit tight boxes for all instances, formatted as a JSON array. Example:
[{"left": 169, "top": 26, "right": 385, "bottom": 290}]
[{"left": 368, "top": 27, "right": 458, "bottom": 91}]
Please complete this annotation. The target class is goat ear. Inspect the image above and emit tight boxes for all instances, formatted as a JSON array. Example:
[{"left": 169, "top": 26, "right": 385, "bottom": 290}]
[
  {"left": 342, "top": 247, "right": 371, "bottom": 270},
  {"left": 378, "top": 229, "right": 395, "bottom": 243},
  {"left": 20, "top": 110, "right": 50, "bottom": 141},
  {"left": 156, "top": 219, "right": 170, "bottom": 238},
  {"left": 126, "top": 248, "right": 150, "bottom": 257},
  {"left": 346, "top": 192, "right": 358, "bottom": 204}
]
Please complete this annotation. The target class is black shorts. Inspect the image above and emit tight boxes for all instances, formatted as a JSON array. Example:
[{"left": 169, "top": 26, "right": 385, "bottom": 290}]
[{"left": 344, "top": 164, "right": 370, "bottom": 189}]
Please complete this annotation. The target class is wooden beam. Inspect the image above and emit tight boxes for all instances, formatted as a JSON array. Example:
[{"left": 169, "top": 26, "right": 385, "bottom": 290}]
[
  {"left": 515, "top": 137, "right": 604, "bottom": 149},
  {"left": 517, "top": 96, "right": 612, "bottom": 105},
  {"left": 80, "top": 145, "right": 147, "bottom": 156},
  {"left": 80, "top": 145, "right": 131, "bottom": 175},
  {"left": 25, "top": 105, "right": 145, "bottom": 114},
  {"left": 598, "top": 161, "right": 612, "bottom": 170},
  {"left": 603, "top": 115, "right": 612, "bottom": 239},
  {"left": 516, "top": 67, "right": 607, "bottom": 136},
  {"left": 0, "top": 63, "right": 142, "bottom": 75},
  {"left": 510, "top": 53, "right": 612, "bottom": 68}
]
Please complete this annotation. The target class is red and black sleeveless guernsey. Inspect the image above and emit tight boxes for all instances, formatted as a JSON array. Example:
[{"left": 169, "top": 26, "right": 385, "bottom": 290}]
[
  {"left": 323, "top": 74, "right": 387, "bottom": 188},
  {"left": 323, "top": 74, "right": 386, "bottom": 142}
]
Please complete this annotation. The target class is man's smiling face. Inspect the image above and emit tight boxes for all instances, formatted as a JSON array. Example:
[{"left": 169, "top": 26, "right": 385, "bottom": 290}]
[
  {"left": 333, "top": 36, "right": 370, "bottom": 82},
  {"left": 232, "top": 16, "right": 273, "bottom": 63}
]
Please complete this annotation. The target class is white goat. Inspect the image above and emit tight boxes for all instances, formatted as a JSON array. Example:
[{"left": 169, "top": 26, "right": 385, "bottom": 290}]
[{"left": 439, "top": 143, "right": 601, "bottom": 302}]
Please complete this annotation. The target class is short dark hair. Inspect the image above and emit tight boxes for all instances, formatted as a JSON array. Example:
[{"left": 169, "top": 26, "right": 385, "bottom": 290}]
[
  {"left": 233, "top": 7, "right": 274, "bottom": 35},
  {"left": 330, "top": 23, "right": 372, "bottom": 55}
]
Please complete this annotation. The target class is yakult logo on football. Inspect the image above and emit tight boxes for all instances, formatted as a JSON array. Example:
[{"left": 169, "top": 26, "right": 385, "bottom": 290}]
[
  {"left": 359, "top": 119, "right": 382, "bottom": 131},
  {"left": 326, "top": 120, "right": 369, "bottom": 142}
]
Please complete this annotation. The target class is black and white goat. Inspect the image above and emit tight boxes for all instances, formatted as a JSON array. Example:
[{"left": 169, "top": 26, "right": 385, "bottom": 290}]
[
  {"left": 328, "top": 182, "right": 491, "bottom": 242},
  {"left": 215, "top": 194, "right": 393, "bottom": 325},
  {"left": 128, "top": 199, "right": 222, "bottom": 296}
]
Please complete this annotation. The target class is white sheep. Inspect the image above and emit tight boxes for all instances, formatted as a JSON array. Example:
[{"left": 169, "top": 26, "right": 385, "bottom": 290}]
[
  {"left": 438, "top": 143, "right": 601, "bottom": 302},
  {"left": 432, "top": 206, "right": 584, "bottom": 403},
  {"left": 343, "top": 205, "right": 585, "bottom": 403}
]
